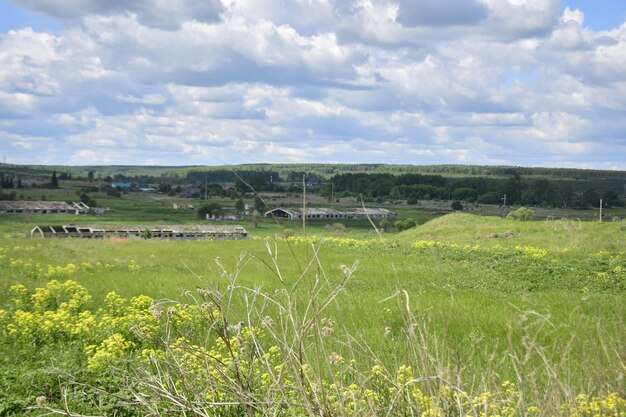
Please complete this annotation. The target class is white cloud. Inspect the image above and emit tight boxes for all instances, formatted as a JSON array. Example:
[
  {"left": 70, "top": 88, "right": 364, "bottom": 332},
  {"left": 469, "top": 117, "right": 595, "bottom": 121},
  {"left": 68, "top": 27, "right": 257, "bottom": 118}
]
[
  {"left": 0, "top": 0, "right": 624, "bottom": 168},
  {"left": 13, "top": 0, "right": 224, "bottom": 28},
  {"left": 116, "top": 93, "right": 166, "bottom": 105}
]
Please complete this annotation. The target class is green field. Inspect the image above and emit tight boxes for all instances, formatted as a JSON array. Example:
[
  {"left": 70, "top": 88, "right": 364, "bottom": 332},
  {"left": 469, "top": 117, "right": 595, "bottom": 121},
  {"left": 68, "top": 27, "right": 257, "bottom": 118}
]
[{"left": 0, "top": 213, "right": 624, "bottom": 416}]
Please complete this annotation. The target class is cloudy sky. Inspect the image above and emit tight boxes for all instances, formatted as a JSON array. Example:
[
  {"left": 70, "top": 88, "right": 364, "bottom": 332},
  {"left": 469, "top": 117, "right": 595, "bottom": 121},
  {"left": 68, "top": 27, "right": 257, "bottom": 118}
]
[{"left": 0, "top": 0, "right": 625, "bottom": 168}]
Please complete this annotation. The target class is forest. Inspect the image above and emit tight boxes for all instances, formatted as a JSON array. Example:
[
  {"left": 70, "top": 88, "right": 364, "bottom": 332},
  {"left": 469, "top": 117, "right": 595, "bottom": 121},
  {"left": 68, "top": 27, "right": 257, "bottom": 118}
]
[{"left": 1, "top": 163, "right": 624, "bottom": 209}]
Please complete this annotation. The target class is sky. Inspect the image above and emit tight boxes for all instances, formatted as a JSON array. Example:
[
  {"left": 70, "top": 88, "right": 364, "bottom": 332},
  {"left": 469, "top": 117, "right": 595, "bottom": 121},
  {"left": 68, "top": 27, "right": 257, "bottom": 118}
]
[{"left": 0, "top": 0, "right": 625, "bottom": 169}]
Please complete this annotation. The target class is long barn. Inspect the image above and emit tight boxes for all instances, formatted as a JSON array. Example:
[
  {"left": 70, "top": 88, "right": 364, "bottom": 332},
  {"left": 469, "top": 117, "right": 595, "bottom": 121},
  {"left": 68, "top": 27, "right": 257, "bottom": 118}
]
[
  {"left": 0, "top": 201, "right": 89, "bottom": 214},
  {"left": 30, "top": 225, "right": 248, "bottom": 240},
  {"left": 264, "top": 207, "right": 393, "bottom": 220}
]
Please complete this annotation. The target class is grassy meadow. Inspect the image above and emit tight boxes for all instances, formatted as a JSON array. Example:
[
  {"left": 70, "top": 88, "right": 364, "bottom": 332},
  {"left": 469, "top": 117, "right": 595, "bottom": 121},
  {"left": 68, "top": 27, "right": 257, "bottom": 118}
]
[{"left": 0, "top": 212, "right": 624, "bottom": 416}]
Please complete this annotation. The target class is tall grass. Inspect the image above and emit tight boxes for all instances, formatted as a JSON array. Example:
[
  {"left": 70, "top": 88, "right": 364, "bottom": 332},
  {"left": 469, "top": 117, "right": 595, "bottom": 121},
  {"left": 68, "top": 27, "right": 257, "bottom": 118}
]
[
  {"left": 0, "top": 214, "right": 624, "bottom": 416},
  {"left": 95, "top": 240, "right": 624, "bottom": 416}
]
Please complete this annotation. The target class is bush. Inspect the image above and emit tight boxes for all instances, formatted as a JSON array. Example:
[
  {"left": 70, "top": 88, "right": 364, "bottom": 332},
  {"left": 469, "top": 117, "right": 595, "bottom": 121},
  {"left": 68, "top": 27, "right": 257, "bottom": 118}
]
[
  {"left": 197, "top": 202, "right": 223, "bottom": 219},
  {"left": 107, "top": 188, "right": 122, "bottom": 197},
  {"left": 451, "top": 200, "right": 463, "bottom": 211},
  {"left": 394, "top": 218, "right": 417, "bottom": 231},
  {"left": 406, "top": 198, "right": 418, "bottom": 205},
  {"left": 507, "top": 207, "right": 535, "bottom": 221}
]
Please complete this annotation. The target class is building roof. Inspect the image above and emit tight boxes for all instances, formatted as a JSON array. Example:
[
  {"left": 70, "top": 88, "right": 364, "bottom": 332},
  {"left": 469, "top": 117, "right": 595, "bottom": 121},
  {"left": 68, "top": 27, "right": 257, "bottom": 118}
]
[
  {"left": 265, "top": 207, "right": 344, "bottom": 216},
  {"left": 32, "top": 225, "right": 248, "bottom": 234},
  {"left": 352, "top": 208, "right": 393, "bottom": 215},
  {"left": 0, "top": 201, "right": 78, "bottom": 210},
  {"left": 265, "top": 207, "right": 393, "bottom": 217}
]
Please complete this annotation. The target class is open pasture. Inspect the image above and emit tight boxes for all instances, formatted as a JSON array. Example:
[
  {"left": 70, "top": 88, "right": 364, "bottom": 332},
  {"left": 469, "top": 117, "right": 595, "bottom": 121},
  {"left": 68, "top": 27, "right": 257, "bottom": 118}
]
[{"left": 0, "top": 214, "right": 624, "bottom": 415}]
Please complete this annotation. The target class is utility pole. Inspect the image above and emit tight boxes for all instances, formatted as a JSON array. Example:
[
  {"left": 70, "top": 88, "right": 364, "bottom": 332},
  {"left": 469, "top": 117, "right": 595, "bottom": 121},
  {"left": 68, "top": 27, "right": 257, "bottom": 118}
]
[
  {"left": 501, "top": 193, "right": 507, "bottom": 218},
  {"left": 599, "top": 198, "right": 603, "bottom": 223},
  {"left": 302, "top": 174, "right": 306, "bottom": 237}
]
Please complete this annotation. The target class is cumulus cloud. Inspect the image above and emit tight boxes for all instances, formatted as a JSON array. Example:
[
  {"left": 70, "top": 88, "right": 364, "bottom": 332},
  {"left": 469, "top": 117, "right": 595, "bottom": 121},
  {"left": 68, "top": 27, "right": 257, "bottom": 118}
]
[
  {"left": 12, "top": 0, "right": 224, "bottom": 28},
  {"left": 0, "top": 0, "right": 625, "bottom": 168},
  {"left": 395, "top": 0, "right": 488, "bottom": 27}
]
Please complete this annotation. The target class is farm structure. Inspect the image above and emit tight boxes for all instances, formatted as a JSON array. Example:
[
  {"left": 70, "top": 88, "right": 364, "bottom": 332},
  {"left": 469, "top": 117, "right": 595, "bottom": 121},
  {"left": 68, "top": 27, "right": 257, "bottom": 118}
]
[
  {"left": 0, "top": 201, "right": 89, "bottom": 215},
  {"left": 264, "top": 207, "right": 393, "bottom": 220},
  {"left": 30, "top": 225, "right": 248, "bottom": 240},
  {"left": 173, "top": 203, "right": 194, "bottom": 209}
]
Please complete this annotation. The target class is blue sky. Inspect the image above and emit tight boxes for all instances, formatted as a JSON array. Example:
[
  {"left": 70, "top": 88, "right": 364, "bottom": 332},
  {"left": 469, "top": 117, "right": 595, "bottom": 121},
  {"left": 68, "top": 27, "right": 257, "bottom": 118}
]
[
  {"left": 0, "top": 0, "right": 625, "bottom": 169},
  {"left": 0, "top": 1, "right": 61, "bottom": 33},
  {"left": 563, "top": 0, "right": 626, "bottom": 30}
]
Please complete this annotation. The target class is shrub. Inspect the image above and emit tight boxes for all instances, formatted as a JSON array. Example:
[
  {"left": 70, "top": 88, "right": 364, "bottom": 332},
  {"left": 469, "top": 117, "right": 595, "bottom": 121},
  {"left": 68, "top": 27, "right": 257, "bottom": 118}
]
[
  {"left": 507, "top": 207, "right": 535, "bottom": 221},
  {"left": 197, "top": 202, "right": 223, "bottom": 219},
  {"left": 394, "top": 218, "right": 417, "bottom": 231},
  {"left": 107, "top": 188, "right": 122, "bottom": 197},
  {"left": 451, "top": 200, "right": 463, "bottom": 211}
]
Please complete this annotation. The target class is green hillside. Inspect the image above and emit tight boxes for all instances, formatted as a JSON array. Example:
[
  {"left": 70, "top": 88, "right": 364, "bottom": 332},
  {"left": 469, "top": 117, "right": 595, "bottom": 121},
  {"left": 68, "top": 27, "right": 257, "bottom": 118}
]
[{"left": 397, "top": 212, "right": 626, "bottom": 253}]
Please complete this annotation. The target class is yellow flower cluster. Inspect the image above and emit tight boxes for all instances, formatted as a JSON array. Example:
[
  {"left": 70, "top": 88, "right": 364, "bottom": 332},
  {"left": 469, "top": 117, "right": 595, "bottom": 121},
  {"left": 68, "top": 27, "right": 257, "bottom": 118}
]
[
  {"left": 6, "top": 280, "right": 94, "bottom": 341},
  {"left": 2, "top": 280, "right": 625, "bottom": 417},
  {"left": 7, "top": 258, "right": 44, "bottom": 279},
  {"left": 3, "top": 280, "right": 157, "bottom": 346},
  {"left": 127, "top": 259, "right": 140, "bottom": 273},
  {"left": 514, "top": 245, "right": 548, "bottom": 259},
  {"left": 285, "top": 235, "right": 386, "bottom": 249},
  {"left": 97, "top": 292, "right": 159, "bottom": 340},
  {"left": 0, "top": 248, "right": 139, "bottom": 281},
  {"left": 44, "top": 263, "right": 78, "bottom": 279},
  {"left": 563, "top": 393, "right": 626, "bottom": 417},
  {"left": 85, "top": 333, "right": 135, "bottom": 371}
]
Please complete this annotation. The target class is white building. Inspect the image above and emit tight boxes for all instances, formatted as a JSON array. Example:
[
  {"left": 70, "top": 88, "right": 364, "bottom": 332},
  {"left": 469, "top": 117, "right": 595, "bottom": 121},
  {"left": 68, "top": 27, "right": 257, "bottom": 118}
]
[{"left": 264, "top": 207, "right": 393, "bottom": 220}]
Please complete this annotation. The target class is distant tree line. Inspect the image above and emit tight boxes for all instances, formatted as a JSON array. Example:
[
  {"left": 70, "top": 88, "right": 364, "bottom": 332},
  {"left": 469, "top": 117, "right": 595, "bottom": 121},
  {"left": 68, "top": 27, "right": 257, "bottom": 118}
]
[
  {"left": 2, "top": 165, "right": 624, "bottom": 209},
  {"left": 322, "top": 173, "right": 624, "bottom": 209}
]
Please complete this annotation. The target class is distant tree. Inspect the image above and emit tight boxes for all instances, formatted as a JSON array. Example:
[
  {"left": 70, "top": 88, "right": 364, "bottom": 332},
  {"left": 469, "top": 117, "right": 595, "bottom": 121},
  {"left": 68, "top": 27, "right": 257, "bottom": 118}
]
[
  {"left": 581, "top": 189, "right": 600, "bottom": 208},
  {"left": 389, "top": 186, "right": 401, "bottom": 200},
  {"left": 79, "top": 192, "right": 90, "bottom": 204},
  {"left": 50, "top": 171, "right": 59, "bottom": 188},
  {"left": 452, "top": 187, "right": 478, "bottom": 202},
  {"left": 505, "top": 175, "right": 523, "bottom": 205},
  {"left": 379, "top": 218, "right": 392, "bottom": 232},
  {"left": 254, "top": 195, "right": 266, "bottom": 213},
  {"left": 16, "top": 177, "right": 22, "bottom": 188},
  {"left": 158, "top": 183, "right": 172, "bottom": 194},
  {"left": 601, "top": 190, "right": 622, "bottom": 207},
  {"left": 451, "top": 200, "right": 463, "bottom": 211},
  {"left": 235, "top": 198, "right": 245, "bottom": 213},
  {"left": 198, "top": 202, "right": 223, "bottom": 219},
  {"left": 2, "top": 176, "right": 14, "bottom": 189},
  {"left": 88, "top": 171, "right": 94, "bottom": 183},
  {"left": 107, "top": 188, "right": 122, "bottom": 197},
  {"left": 477, "top": 192, "right": 500, "bottom": 204},
  {"left": 251, "top": 210, "right": 260, "bottom": 228},
  {"left": 406, "top": 197, "right": 418, "bottom": 205}
]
